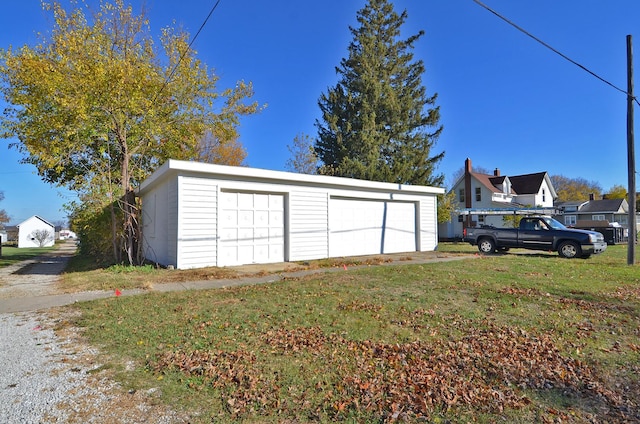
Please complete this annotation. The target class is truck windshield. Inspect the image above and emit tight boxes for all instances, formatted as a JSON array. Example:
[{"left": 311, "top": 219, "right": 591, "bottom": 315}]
[{"left": 541, "top": 217, "right": 567, "bottom": 230}]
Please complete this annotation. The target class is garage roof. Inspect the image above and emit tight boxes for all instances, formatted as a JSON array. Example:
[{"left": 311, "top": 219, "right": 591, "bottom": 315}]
[{"left": 139, "top": 160, "right": 445, "bottom": 196}]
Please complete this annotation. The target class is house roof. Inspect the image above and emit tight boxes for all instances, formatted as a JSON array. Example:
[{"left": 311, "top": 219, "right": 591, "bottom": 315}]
[
  {"left": 16, "top": 215, "right": 55, "bottom": 228},
  {"left": 469, "top": 171, "right": 551, "bottom": 196},
  {"left": 578, "top": 198, "right": 628, "bottom": 214},
  {"left": 508, "top": 172, "right": 548, "bottom": 195},
  {"left": 471, "top": 172, "right": 506, "bottom": 194}
]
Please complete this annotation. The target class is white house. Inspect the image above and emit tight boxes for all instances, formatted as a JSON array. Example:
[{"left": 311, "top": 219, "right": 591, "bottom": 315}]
[
  {"left": 138, "top": 160, "right": 445, "bottom": 269},
  {"left": 17, "top": 215, "right": 56, "bottom": 248},
  {"left": 439, "top": 158, "right": 557, "bottom": 239},
  {"left": 59, "top": 229, "right": 77, "bottom": 240}
]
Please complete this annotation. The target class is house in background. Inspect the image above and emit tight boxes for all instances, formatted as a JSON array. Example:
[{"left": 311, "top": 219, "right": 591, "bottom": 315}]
[
  {"left": 58, "top": 229, "right": 77, "bottom": 240},
  {"left": 556, "top": 198, "right": 629, "bottom": 228},
  {"left": 439, "top": 158, "right": 557, "bottom": 240},
  {"left": 555, "top": 197, "right": 629, "bottom": 244},
  {"left": 138, "top": 160, "right": 444, "bottom": 269},
  {"left": 17, "top": 215, "right": 55, "bottom": 248}
]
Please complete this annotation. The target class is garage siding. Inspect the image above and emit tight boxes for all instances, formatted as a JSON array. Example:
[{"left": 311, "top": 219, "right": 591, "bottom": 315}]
[
  {"left": 167, "top": 178, "right": 179, "bottom": 266},
  {"left": 176, "top": 176, "right": 218, "bottom": 269},
  {"left": 289, "top": 190, "right": 329, "bottom": 261},
  {"left": 419, "top": 196, "right": 438, "bottom": 250}
]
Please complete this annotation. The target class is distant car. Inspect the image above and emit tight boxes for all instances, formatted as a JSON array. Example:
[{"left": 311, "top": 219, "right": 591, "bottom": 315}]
[{"left": 463, "top": 216, "right": 607, "bottom": 259}]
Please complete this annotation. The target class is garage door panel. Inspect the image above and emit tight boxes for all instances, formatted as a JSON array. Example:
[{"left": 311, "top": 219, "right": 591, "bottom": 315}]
[
  {"left": 239, "top": 210, "right": 253, "bottom": 225},
  {"left": 220, "top": 228, "right": 237, "bottom": 241},
  {"left": 269, "top": 210, "right": 284, "bottom": 225},
  {"left": 238, "top": 193, "right": 253, "bottom": 208},
  {"left": 254, "top": 227, "right": 269, "bottom": 240},
  {"left": 255, "top": 210, "right": 269, "bottom": 225},
  {"left": 219, "top": 192, "right": 285, "bottom": 266},
  {"left": 329, "top": 198, "right": 416, "bottom": 257}
]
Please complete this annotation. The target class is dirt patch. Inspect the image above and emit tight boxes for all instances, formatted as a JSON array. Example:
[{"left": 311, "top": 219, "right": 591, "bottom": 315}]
[{"left": 0, "top": 241, "right": 76, "bottom": 299}]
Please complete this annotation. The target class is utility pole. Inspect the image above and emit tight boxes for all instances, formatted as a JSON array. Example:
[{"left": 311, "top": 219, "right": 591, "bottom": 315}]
[{"left": 627, "top": 35, "right": 636, "bottom": 265}]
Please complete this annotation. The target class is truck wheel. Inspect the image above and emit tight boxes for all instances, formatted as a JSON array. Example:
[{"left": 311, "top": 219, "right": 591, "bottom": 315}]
[
  {"left": 478, "top": 238, "right": 496, "bottom": 254},
  {"left": 558, "top": 241, "right": 580, "bottom": 259}
]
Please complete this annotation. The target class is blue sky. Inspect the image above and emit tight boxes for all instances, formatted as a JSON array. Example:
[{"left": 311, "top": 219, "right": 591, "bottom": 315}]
[{"left": 1, "top": 0, "right": 638, "bottom": 225}]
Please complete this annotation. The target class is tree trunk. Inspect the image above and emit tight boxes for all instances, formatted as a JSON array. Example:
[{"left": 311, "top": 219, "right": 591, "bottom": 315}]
[
  {"left": 109, "top": 201, "right": 120, "bottom": 263},
  {"left": 121, "top": 151, "right": 137, "bottom": 265}
]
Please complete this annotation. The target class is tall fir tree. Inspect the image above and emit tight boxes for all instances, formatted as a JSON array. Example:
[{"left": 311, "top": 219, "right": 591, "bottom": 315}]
[{"left": 315, "top": 0, "right": 444, "bottom": 186}]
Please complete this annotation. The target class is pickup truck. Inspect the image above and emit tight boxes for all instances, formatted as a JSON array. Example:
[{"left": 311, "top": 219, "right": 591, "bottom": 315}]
[{"left": 463, "top": 216, "right": 607, "bottom": 258}]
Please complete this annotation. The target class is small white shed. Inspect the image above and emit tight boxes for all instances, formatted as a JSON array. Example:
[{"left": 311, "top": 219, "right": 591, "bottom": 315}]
[
  {"left": 138, "top": 160, "right": 444, "bottom": 269},
  {"left": 17, "top": 215, "right": 56, "bottom": 248}
]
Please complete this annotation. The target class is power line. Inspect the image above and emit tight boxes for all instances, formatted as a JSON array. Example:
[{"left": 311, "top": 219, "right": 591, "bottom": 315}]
[
  {"left": 472, "top": 0, "right": 640, "bottom": 106},
  {"left": 153, "top": 0, "right": 221, "bottom": 103}
]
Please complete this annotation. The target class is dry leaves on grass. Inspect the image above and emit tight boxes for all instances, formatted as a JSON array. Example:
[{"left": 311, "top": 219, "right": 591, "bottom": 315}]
[
  {"left": 150, "top": 323, "right": 633, "bottom": 422},
  {"left": 152, "top": 349, "right": 280, "bottom": 417}
]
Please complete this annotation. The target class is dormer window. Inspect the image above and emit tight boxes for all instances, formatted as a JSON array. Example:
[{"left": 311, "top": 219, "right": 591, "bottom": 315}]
[{"left": 504, "top": 177, "right": 511, "bottom": 194}]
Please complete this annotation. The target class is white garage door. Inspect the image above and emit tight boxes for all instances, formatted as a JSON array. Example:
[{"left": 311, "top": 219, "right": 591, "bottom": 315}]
[
  {"left": 329, "top": 198, "right": 416, "bottom": 257},
  {"left": 219, "top": 192, "right": 285, "bottom": 266}
]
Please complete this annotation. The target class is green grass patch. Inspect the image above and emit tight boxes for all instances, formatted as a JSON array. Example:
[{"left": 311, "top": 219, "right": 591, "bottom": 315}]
[
  {"left": 0, "top": 245, "right": 55, "bottom": 268},
  {"left": 66, "top": 244, "right": 640, "bottom": 422}
]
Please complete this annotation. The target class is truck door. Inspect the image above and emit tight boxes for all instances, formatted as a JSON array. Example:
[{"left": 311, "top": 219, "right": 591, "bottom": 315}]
[{"left": 519, "top": 218, "right": 554, "bottom": 250}]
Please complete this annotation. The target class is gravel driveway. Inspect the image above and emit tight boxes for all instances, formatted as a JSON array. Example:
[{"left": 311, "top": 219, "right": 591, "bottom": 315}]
[{"left": 0, "top": 242, "right": 188, "bottom": 423}]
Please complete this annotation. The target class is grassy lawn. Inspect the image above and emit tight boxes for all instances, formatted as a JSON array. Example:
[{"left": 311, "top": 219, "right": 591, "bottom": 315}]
[
  {"left": 0, "top": 244, "right": 55, "bottom": 268},
  {"left": 64, "top": 244, "right": 639, "bottom": 423}
]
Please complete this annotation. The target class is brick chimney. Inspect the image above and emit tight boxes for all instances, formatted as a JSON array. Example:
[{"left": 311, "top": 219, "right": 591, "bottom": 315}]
[
  {"left": 465, "top": 158, "right": 472, "bottom": 174},
  {"left": 494, "top": 168, "right": 500, "bottom": 176}
]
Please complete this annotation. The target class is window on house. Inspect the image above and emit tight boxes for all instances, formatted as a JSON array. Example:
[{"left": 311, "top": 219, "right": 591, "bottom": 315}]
[
  {"left": 564, "top": 215, "right": 577, "bottom": 226},
  {"left": 478, "top": 215, "right": 485, "bottom": 223},
  {"left": 592, "top": 215, "right": 605, "bottom": 221},
  {"left": 458, "top": 215, "right": 464, "bottom": 222},
  {"left": 475, "top": 187, "right": 481, "bottom": 201},
  {"left": 542, "top": 189, "right": 546, "bottom": 203},
  {"left": 459, "top": 188, "right": 465, "bottom": 203}
]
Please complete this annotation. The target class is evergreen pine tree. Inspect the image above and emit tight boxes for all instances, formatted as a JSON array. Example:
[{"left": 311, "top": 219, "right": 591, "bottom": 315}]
[{"left": 315, "top": 0, "right": 444, "bottom": 186}]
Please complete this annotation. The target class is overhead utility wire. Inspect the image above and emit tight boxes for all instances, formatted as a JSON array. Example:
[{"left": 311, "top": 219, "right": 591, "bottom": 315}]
[
  {"left": 153, "top": 0, "right": 221, "bottom": 103},
  {"left": 472, "top": 0, "right": 639, "bottom": 106}
]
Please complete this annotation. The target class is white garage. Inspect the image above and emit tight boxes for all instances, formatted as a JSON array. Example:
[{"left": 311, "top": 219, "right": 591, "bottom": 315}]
[{"left": 138, "top": 160, "right": 444, "bottom": 269}]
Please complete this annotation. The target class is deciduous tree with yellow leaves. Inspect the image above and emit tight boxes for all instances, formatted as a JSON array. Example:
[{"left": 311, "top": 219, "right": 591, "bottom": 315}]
[{"left": 0, "top": 0, "right": 259, "bottom": 264}]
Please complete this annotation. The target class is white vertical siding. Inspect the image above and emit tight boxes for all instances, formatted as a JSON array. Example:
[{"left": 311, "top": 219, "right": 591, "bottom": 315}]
[
  {"left": 288, "top": 190, "right": 329, "bottom": 261},
  {"left": 141, "top": 182, "right": 171, "bottom": 266},
  {"left": 176, "top": 176, "right": 218, "bottom": 269},
  {"left": 419, "top": 196, "right": 438, "bottom": 251},
  {"left": 167, "top": 178, "right": 179, "bottom": 266}
]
